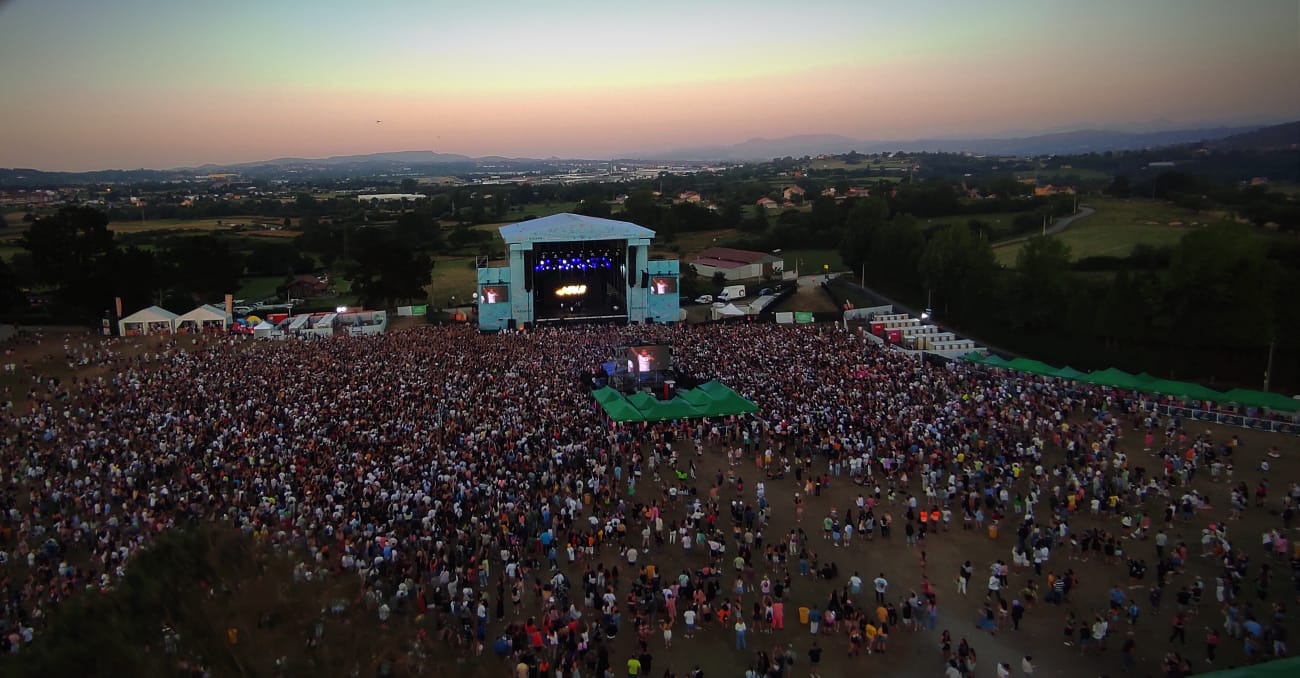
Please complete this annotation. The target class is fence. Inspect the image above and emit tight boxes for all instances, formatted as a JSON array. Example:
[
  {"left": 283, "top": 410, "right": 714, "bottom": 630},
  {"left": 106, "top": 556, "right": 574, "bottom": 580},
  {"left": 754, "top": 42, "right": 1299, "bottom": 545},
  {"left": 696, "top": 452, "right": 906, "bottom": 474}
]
[{"left": 1145, "top": 402, "right": 1298, "bottom": 436}]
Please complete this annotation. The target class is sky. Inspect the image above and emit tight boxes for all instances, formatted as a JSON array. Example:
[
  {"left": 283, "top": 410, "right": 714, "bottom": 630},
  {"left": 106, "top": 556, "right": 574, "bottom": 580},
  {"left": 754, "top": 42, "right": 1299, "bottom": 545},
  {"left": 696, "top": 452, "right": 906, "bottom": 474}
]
[{"left": 1, "top": 0, "right": 1298, "bottom": 171}]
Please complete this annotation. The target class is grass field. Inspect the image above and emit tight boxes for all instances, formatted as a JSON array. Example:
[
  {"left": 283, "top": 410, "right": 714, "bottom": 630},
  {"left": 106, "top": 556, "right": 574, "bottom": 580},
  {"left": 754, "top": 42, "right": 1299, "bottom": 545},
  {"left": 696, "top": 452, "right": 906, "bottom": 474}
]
[
  {"left": 917, "top": 210, "right": 1038, "bottom": 239},
  {"left": 106, "top": 215, "right": 278, "bottom": 234},
  {"left": 427, "top": 256, "right": 480, "bottom": 305},
  {"left": 235, "top": 276, "right": 285, "bottom": 302},
  {"left": 508, "top": 201, "right": 579, "bottom": 219},
  {"left": 778, "top": 248, "right": 844, "bottom": 274},
  {"left": 1016, "top": 167, "right": 1111, "bottom": 182},
  {"left": 993, "top": 198, "right": 1219, "bottom": 266}
]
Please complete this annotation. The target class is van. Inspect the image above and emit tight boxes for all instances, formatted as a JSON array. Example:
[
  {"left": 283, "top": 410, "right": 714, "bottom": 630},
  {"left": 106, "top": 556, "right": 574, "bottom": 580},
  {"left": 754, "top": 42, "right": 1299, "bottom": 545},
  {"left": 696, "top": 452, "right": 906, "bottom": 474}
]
[{"left": 718, "top": 285, "right": 747, "bottom": 302}]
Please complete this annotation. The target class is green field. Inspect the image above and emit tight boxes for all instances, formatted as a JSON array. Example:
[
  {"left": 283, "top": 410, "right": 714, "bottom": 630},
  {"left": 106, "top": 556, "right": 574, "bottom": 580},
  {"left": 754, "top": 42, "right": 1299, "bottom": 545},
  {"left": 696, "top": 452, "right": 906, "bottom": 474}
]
[
  {"left": 994, "top": 198, "right": 1220, "bottom": 266},
  {"left": 918, "top": 210, "right": 1039, "bottom": 239},
  {"left": 427, "top": 256, "right": 480, "bottom": 305},
  {"left": 106, "top": 215, "right": 279, "bottom": 234},
  {"left": 236, "top": 276, "right": 286, "bottom": 302},
  {"left": 777, "top": 249, "right": 844, "bottom": 274}
]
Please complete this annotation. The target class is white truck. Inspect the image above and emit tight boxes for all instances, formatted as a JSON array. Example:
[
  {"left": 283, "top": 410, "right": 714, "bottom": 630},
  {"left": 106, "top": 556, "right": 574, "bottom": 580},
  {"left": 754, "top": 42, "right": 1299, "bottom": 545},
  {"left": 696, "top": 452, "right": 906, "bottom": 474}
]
[{"left": 717, "top": 285, "right": 747, "bottom": 302}]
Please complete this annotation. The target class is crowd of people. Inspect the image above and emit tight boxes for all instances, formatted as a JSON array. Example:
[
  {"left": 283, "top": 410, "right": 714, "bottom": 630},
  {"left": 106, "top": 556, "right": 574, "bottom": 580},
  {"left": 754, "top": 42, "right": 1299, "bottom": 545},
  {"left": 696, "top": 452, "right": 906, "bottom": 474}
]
[{"left": 0, "top": 322, "right": 1296, "bottom": 677}]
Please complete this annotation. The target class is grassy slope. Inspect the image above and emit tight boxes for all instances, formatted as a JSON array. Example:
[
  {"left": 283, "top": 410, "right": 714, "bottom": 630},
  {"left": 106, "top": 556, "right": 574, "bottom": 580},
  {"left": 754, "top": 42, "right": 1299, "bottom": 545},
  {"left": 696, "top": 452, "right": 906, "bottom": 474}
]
[{"left": 994, "top": 198, "right": 1223, "bottom": 266}]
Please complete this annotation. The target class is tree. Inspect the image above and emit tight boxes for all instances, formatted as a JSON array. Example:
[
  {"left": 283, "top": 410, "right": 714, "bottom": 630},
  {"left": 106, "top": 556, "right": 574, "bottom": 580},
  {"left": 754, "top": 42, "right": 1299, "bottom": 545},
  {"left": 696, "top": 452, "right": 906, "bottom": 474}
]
[
  {"left": 18, "top": 206, "right": 118, "bottom": 319},
  {"left": 573, "top": 197, "right": 612, "bottom": 219},
  {"left": 1012, "top": 236, "right": 1073, "bottom": 331},
  {"left": 159, "top": 236, "right": 241, "bottom": 303},
  {"left": 711, "top": 271, "right": 726, "bottom": 287},
  {"left": 0, "top": 258, "right": 25, "bottom": 314},
  {"left": 19, "top": 206, "right": 115, "bottom": 287},
  {"left": 348, "top": 230, "right": 432, "bottom": 308},
  {"left": 393, "top": 211, "right": 443, "bottom": 251},
  {"left": 919, "top": 223, "right": 997, "bottom": 320},
  {"left": 1162, "top": 222, "right": 1276, "bottom": 347}
]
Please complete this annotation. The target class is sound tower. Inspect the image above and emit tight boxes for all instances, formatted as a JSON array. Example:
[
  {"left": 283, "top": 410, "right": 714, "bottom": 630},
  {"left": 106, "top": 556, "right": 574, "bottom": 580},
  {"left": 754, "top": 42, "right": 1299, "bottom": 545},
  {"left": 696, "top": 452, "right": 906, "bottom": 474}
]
[
  {"left": 523, "top": 251, "right": 533, "bottom": 292},
  {"left": 641, "top": 271, "right": 649, "bottom": 288},
  {"left": 627, "top": 245, "right": 636, "bottom": 288}
]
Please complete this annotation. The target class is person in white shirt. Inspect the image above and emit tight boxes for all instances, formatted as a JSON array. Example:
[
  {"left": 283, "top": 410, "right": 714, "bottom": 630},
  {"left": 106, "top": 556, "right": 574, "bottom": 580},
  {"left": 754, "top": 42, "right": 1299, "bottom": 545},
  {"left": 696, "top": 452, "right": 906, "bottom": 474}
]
[{"left": 1021, "top": 655, "right": 1035, "bottom": 675}]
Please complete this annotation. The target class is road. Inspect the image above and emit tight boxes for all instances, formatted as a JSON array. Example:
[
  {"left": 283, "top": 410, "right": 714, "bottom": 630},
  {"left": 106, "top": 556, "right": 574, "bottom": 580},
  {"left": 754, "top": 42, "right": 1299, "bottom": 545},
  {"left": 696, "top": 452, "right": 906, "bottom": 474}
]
[{"left": 993, "top": 205, "right": 1096, "bottom": 249}]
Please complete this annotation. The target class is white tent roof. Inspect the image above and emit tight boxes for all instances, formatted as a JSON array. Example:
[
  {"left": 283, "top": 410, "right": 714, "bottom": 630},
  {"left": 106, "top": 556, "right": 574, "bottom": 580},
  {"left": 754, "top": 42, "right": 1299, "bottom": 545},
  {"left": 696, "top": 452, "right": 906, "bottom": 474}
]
[
  {"left": 254, "top": 321, "right": 275, "bottom": 330},
  {"left": 175, "top": 304, "right": 231, "bottom": 323},
  {"left": 716, "top": 303, "right": 746, "bottom": 316},
  {"left": 120, "top": 305, "right": 178, "bottom": 324}
]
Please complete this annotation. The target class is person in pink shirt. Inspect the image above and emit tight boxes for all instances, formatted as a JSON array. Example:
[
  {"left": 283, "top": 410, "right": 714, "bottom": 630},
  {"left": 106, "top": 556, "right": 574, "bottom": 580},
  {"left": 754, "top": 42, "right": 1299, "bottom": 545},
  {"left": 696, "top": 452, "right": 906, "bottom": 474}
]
[{"left": 771, "top": 600, "right": 785, "bottom": 630}]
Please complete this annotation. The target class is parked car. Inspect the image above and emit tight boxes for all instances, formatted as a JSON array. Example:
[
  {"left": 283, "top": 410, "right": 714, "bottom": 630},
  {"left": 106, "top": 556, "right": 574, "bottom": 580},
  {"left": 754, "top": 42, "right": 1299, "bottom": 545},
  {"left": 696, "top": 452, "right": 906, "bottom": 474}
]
[{"left": 694, "top": 295, "right": 713, "bottom": 304}]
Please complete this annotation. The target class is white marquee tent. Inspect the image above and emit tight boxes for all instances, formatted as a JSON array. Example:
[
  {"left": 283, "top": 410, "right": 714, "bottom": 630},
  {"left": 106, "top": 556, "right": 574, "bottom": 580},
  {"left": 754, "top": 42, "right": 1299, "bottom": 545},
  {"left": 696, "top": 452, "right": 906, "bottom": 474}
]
[
  {"left": 174, "top": 304, "right": 232, "bottom": 333},
  {"left": 252, "top": 321, "right": 277, "bottom": 339},
  {"left": 710, "top": 303, "right": 747, "bottom": 320},
  {"left": 118, "top": 305, "right": 178, "bottom": 336}
]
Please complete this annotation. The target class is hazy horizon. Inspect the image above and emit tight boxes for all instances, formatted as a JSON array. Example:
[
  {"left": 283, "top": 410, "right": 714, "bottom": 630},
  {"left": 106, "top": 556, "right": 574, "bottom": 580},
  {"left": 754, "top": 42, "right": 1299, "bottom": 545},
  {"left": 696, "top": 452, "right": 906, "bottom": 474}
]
[{"left": 2, "top": 0, "right": 1298, "bottom": 172}]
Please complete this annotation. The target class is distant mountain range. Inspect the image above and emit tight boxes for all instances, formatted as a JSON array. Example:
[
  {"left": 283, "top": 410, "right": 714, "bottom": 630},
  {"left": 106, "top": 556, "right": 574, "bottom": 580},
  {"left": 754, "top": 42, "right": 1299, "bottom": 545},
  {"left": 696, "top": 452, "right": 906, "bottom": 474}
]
[
  {"left": 633, "top": 125, "right": 1278, "bottom": 161},
  {"left": 2, "top": 122, "right": 1296, "bottom": 186}
]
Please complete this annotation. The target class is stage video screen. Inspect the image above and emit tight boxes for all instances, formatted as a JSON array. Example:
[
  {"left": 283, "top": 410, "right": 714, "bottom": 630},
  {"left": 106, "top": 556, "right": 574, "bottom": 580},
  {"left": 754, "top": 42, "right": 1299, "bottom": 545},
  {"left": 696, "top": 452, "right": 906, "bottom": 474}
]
[
  {"left": 480, "top": 285, "right": 509, "bottom": 304},
  {"left": 649, "top": 276, "right": 678, "bottom": 295},
  {"left": 625, "top": 345, "right": 671, "bottom": 374}
]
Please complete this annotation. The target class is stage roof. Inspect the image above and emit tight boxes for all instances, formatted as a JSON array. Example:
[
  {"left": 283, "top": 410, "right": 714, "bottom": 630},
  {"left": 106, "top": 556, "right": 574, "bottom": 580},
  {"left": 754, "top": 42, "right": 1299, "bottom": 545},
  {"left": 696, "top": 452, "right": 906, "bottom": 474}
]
[{"left": 499, "top": 213, "right": 655, "bottom": 244}]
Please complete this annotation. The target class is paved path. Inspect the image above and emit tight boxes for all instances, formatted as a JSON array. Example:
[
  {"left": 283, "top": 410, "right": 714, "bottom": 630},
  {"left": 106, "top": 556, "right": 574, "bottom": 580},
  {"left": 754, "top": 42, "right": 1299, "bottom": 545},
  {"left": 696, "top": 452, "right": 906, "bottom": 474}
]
[{"left": 992, "top": 205, "right": 1095, "bottom": 249}]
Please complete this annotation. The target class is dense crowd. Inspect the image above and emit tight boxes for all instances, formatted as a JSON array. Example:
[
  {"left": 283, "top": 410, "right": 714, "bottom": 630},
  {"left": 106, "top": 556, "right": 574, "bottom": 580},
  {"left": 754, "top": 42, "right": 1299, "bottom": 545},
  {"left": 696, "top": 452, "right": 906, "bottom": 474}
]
[{"left": 0, "top": 323, "right": 1296, "bottom": 677}]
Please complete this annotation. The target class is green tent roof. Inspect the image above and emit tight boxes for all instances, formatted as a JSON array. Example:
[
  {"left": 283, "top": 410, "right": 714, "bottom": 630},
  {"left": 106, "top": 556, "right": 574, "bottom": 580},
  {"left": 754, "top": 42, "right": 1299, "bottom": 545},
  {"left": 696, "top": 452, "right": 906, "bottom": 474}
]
[
  {"left": 1145, "top": 379, "right": 1223, "bottom": 402},
  {"left": 601, "top": 398, "right": 646, "bottom": 422},
  {"left": 678, "top": 389, "right": 715, "bottom": 408},
  {"left": 1051, "top": 366, "right": 1087, "bottom": 380},
  {"left": 594, "top": 381, "right": 760, "bottom": 422},
  {"left": 593, "top": 386, "right": 624, "bottom": 405},
  {"left": 641, "top": 396, "right": 702, "bottom": 422},
  {"left": 1005, "top": 358, "right": 1057, "bottom": 376},
  {"left": 981, "top": 354, "right": 1010, "bottom": 367},
  {"left": 961, "top": 351, "right": 987, "bottom": 364},
  {"left": 1196, "top": 656, "right": 1300, "bottom": 678},
  {"left": 1083, "top": 367, "right": 1141, "bottom": 389},
  {"left": 1221, "top": 388, "right": 1300, "bottom": 413}
]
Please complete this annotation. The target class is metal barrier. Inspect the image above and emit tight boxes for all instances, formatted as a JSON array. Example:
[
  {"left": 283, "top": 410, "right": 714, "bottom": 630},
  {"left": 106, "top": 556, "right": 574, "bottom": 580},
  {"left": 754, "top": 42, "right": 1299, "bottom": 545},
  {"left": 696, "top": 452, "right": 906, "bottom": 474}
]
[{"left": 1145, "top": 402, "right": 1298, "bottom": 436}]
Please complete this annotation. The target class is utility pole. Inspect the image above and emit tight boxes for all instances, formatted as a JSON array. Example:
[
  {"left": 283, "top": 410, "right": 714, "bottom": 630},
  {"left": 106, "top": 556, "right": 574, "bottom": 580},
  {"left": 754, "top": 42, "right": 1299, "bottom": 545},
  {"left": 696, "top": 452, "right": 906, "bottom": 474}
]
[{"left": 1263, "top": 337, "right": 1276, "bottom": 392}]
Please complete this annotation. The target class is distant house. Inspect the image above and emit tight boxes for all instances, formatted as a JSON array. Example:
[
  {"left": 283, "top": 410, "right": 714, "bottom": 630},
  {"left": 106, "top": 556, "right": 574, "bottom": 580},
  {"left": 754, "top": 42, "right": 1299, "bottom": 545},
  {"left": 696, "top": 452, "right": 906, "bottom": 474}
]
[
  {"left": 756, "top": 197, "right": 779, "bottom": 210},
  {"left": 1034, "top": 184, "right": 1075, "bottom": 197},
  {"left": 677, "top": 190, "right": 702, "bottom": 204},
  {"left": 782, "top": 186, "right": 806, "bottom": 201},
  {"left": 690, "top": 247, "right": 784, "bottom": 281},
  {"left": 285, "top": 275, "right": 329, "bottom": 299}
]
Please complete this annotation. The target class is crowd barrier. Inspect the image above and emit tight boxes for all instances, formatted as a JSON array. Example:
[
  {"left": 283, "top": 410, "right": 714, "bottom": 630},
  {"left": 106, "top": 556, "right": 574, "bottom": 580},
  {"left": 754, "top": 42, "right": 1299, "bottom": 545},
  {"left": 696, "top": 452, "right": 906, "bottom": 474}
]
[{"left": 1144, "top": 402, "right": 1298, "bottom": 436}]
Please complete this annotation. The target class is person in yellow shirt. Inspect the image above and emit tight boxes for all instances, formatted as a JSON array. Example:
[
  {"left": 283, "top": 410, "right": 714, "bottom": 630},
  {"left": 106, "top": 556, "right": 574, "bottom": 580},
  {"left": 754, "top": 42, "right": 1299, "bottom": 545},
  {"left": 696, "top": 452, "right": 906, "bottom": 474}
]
[{"left": 863, "top": 623, "right": 878, "bottom": 654}]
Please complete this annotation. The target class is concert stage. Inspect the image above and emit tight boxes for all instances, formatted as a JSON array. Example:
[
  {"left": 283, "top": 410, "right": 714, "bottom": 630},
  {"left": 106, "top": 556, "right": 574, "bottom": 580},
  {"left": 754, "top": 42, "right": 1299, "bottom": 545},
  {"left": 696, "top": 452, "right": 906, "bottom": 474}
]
[{"left": 477, "top": 213, "right": 681, "bottom": 331}]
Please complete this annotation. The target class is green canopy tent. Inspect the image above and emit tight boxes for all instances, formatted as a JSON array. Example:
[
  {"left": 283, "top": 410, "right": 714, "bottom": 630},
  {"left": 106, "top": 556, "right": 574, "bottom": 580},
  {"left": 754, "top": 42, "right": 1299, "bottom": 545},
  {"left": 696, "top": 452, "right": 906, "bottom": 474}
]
[
  {"left": 592, "top": 386, "right": 625, "bottom": 405},
  {"left": 626, "top": 392, "right": 658, "bottom": 411},
  {"left": 693, "top": 381, "right": 760, "bottom": 416},
  {"left": 981, "top": 354, "right": 1010, "bottom": 367},
  {"left": 1221, "top": 388, "right": 1300, "bottom": 413},
  {"left": 1145, "top": 379, "right": 1223, "bottom": 402},
  {"left": 1005, "top": 358, "right": 1058, "bottom": 376},
  {"left": 1083, "top": 367, "right": 1141, "bottom": 390},
  {"left": 961, "top": 352, "right": 987, "bottom": 364},
  {"left": 1051, "top": 366, "right": 1087, "bottom": 380},
  {"left": 1196, "top": 656, "right": 1300, "bottom": 678},
  {"left": 600, "top": 398, "right": 646, "bottom": 422},
  {"left": 641, "top": 396, "right": 703, "bottom": 422},
  {"left": 677, "top": 388, "right": 715, "bottom": 408}
]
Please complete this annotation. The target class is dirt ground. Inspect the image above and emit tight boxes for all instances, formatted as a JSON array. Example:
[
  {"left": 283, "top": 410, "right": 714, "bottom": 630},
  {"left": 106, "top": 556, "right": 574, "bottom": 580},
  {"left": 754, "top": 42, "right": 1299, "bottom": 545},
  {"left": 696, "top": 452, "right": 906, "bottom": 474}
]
[{"left": 1, "top": 328, "right": 1297, "bottom": 678}]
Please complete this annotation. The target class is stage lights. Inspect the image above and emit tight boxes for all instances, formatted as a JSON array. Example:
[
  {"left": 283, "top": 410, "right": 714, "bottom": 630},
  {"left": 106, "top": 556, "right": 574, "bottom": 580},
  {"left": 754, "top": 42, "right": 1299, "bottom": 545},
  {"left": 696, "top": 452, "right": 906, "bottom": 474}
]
[
  {"left": 555, "top": 284, "right": 588, "bottom": 297},
  {"left": 533, "top": 254, "right": 615, "bottom": 272}
]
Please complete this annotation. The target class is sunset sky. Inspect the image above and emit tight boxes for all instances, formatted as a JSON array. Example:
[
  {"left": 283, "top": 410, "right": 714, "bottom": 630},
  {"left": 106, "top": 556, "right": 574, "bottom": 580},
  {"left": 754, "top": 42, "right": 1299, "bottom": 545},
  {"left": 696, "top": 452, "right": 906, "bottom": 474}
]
[{"left": 1, "top": 0, "right": 1297, "bottom": 171}]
